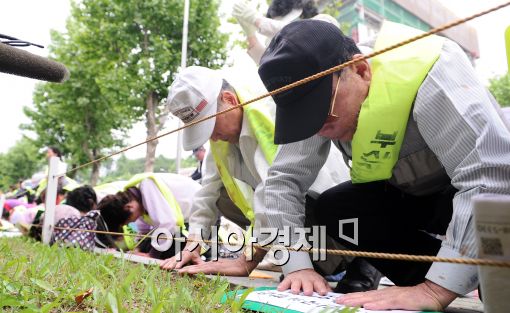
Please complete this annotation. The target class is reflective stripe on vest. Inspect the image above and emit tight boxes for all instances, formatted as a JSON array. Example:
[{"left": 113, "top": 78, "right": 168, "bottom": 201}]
[
  {"left": 351, "top": 21, "right": 444, "bottom": 183},
  {"left": 124, "top": 173, "right": 185, "bottom": 230},
  {"left": 210, "top": 85, "right": 277, "bottom": 229}
]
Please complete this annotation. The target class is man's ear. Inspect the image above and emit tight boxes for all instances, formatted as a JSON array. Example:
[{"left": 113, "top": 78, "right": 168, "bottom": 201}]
[
  {"left": 351, "top": 53, "right": 371, "bottom": 82},
  {"left": 220, "top": 90, "right": 239, "bottom": 106}
]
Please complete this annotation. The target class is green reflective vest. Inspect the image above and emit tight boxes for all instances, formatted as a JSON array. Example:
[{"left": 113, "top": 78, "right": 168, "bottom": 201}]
[
  {"left": 124, "top": 173, "right": 186, "bottom": 231},
  {"left": 210, "top": 85, "right": 277, "bottom": 230},
  {"left": 93, "top": 181, "right": 127, "bottom": 196},
  {"left": 35, "top": 176, "right": 80, "bottom": 198},
  {"left": 351, "top": 21, "right": 444, "bottom": 183}
]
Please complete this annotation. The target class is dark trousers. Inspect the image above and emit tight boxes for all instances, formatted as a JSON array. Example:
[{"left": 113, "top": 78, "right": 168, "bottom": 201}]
[{"left": 316, "top": 180, "right": 456, "bottom": 286}]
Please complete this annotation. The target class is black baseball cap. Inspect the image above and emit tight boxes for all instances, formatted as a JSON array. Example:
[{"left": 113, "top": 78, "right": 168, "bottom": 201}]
[{"left": 258, "top": 19, "right": 358, "bottom": 144}]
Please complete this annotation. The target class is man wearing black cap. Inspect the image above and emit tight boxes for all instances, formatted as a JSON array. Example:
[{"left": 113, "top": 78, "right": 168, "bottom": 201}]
[{"left": 258, "top": 19, "right": 510, "bottom": 310}]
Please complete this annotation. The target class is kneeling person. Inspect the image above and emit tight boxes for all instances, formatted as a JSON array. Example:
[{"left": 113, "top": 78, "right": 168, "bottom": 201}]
[
  {"left": 98, "top": 173, "right": 201, "bottom": 258},
  {"left": 161, "top": 66, "right": 362, "bottom": 288}
]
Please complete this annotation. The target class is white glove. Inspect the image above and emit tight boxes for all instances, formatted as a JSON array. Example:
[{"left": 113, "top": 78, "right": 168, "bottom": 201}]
[
  {"left": 232, "top": 0, "right": 259, "bottom": 25},
  {"left": 237, "top": 18, "right": 258, "bottom": 37}
]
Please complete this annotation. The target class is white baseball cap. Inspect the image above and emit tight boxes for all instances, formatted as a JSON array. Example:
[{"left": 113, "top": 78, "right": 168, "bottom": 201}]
[{"left": 166, "top": 66, "right": 223, "bottom": 151}]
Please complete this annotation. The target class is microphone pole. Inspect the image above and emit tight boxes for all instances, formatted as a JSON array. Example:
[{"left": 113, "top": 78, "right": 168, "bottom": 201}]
[{"left": 0, "top": 42, "right": 69, "bottom": 83}]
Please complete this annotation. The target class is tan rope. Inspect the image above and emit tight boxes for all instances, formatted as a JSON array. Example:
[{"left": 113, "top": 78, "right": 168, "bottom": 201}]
[
  {"left": 55, "top": 0, "right": 510, "bottom": 178},
  {"left": 32, "top": 224, "right": 510, "bottom": 268}
]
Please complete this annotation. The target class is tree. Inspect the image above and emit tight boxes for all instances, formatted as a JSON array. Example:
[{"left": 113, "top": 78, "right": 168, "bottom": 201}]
[
  {"left": 489, "top": 73, "right": 510, "bottom": 107},
  {"left": 99, "top": 155, "right": 197, "bottom": 184},
  {"left": 0, "top": 137, "right": 43, "bottom": 191},
  {"left": 74, "top": 0, "right": 228, "bottom": 172},
  {"left": 23, "top": 21, "right": 137, "bottom": 184}
]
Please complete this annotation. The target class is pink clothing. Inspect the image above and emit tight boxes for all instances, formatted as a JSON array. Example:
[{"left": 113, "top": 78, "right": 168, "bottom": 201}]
[
  {"left": 9, "top": 206, "right": 40, "bottom": 225},
  {"left": 4, "top": 199, "right": 36, "bottom": 213},
  {"left": 50, "top": 204, "right": 81, "bottom": 223}
]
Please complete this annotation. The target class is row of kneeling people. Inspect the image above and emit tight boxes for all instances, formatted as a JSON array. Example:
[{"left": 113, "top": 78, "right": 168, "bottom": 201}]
[{"left": 11, "top": 18, "right": 510, "bottom": 310}]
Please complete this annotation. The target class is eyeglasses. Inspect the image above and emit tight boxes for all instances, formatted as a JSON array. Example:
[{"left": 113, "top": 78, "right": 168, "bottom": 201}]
[{"left": 328, "top": 72, "right": 341, "bottom": 118}]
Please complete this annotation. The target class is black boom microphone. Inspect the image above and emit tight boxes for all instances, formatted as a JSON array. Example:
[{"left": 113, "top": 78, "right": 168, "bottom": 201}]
[{"left": 0, "top": 42, "right": 70, "bottom": 83}]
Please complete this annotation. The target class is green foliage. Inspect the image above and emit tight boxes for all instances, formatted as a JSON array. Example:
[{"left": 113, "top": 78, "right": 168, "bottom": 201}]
[
  {"left": 69, "top": 0, "right": 228, "bottom": 171},
  {"left": 0, "top": 237, "right": 360, "bottom": 312},
  {"left": 489, "top": 73, "right": 510, "bottom": 107},
  {"left": 320, "top": 1, "right": 350, "bottom": 34},
  {"left": 0, "top": 237, "right": 233, "bottom": 312},
  {"left": 22, "top": 17, "right": 133, "bottom": 184},
  {"left": 230, "top": 287, "right": 254, "bottom": 312},
  {"left": 0, "top": 137, "right": 44, "bottom": 191},
  {"left": 23, "top": 0, "right": 228, "bottom": 183},
  {"left": 99, "top": 155, "right": 197, "bottom": 183},
  {"left": 321, "top": 0, "right": 344, "bottom": 20}
]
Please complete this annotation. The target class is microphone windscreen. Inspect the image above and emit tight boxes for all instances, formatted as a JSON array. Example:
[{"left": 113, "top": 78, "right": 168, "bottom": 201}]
[{"left": 0, "top": 43, "right": 70, "bottom": 83}]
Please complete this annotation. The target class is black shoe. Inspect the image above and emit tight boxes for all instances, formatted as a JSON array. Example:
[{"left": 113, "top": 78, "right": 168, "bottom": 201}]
[{"left": 334, "top": 258, "right": 382, "bottom": 293}]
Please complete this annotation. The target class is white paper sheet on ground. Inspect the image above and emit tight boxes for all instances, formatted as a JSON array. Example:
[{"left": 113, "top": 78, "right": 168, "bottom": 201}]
[
  {"left": 245, "top": 289, "right": 418, "bottom": 313},
  {"left": 0, "top": 230, "right": 22, "bottom": 238}
]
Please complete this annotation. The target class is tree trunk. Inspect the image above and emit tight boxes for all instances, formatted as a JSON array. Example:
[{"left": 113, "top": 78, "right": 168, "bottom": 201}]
[
  {"left": 90, "top": 161, "right": 100, "bottom": 186},
  {"left": 68, "top": 164, "right": 78, "bottom": 179},
  {"left": 89, "top": 148, "right": 100, "bottom": 185},
  {"left": 145, "top": 91, "right": 159, "bottom": 172}
]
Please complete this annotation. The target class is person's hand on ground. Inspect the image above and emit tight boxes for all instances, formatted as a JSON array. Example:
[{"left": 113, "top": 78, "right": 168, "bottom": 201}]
[
  {"left": 177, "top": 253, "right": 259, "bottom": 276},
  {"left": 278, "top": 268, "right": 331, "bottom": 296},
  {"left": 130, "top": 251, "right": 150, "bottom": 257},
  {"left": 159, "top": 246, "right": 203, "bottom": 271},
  {"left": 335, "top": 279, "right": 457, "bottom": 311}
]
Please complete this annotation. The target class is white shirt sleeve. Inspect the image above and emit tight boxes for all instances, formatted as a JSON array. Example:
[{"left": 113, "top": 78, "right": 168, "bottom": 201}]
[
  {"left": 262, "top": 135, "right": 333, "bottom": 274},
  {"left": 187, "top": 150, "right": 223, "bottom": 239},
  {"left": 247, "top": 37, "right": 267, "bottom": 66},
  {"left": 139, "top": 179, "right": 176, "bottom": 232},
  {"left": 156, "top": 173, "right": 201, "bottom": 221},
  {"left": 415, "top": 40, "right": 510, "bottom": 294},
  {"left": 257, "top": 16, "right": 286, "bottom": 39}
]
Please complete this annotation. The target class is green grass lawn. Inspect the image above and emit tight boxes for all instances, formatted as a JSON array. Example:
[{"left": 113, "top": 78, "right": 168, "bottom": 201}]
[{"left": 0, "top": 237, "right": 235, "bottom": 312}]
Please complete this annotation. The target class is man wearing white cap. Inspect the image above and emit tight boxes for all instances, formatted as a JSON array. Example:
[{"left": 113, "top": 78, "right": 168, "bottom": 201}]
[{"left": 159, "top": 66, "right": 356, "bottom": 280}]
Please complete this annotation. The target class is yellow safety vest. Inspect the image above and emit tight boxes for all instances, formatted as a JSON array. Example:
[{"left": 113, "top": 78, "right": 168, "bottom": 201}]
[
  {"left": 122, "top": 224, "right": 138, "bottom": 251},
  {"left": 351, "top": 21, "right": 444, "bottom": 183},
  {"left": 93, "top": 181, "right": 127, "bottom": 195},
  {"left": 35, "top": 176, "right": 80, "bottom": 198},
  {"left": 210, "top": 85, "right": 277, "bottom": 232},
  {"left": 124, "top": 173, "right": 186, "bottom": 231}
]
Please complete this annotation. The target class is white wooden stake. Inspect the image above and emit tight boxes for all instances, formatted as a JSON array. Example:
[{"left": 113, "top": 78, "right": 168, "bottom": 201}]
[{"left": 42, "top": 156, "right": 59, "bottom": 244}]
